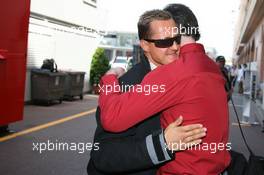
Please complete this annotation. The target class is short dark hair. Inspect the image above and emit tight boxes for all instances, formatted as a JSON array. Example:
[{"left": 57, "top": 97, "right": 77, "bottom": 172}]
[
  {"left": 216, "top": 55, "right": 226, "bottom": 63},
  {"left": 137, "top": 9, "right": 172, "bottom": 40},
  {"left": 164, "top": 4, "right": 200, "bottom": 41}
]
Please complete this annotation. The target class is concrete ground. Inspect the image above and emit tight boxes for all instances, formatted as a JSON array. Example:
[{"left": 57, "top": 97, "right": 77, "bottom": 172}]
[{"left": 0, "top": 93, "right": 263, "bottom": 175}]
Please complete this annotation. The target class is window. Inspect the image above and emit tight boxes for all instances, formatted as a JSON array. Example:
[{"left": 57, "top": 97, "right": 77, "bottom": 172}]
[
  {"left": 83, "top": 0, "right": 97, "bottom": 7},
  {"left": 116, "top": 50, "right": 123, "bottom": 57},
  {"left": 104, "top": 49, "right": 113, "bottom": 61},
  {"left": 126, "top": 51, "right": 132, "bottom": 57}
]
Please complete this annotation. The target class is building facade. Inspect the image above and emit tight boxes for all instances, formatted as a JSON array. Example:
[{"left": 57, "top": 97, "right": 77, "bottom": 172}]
[
  {"left": 233, "top": 0, "right": 264, "bottom": 121},
  {"left": 25, "top": 0, "right": 105, "bottom": 101},
  {"left": 98, "top": 32, "right": 137, "bottom": 61}
]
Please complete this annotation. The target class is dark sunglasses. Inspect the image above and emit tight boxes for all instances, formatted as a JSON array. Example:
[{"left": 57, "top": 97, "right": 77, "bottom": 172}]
[{"left": 144, "top": 35, "right": 181, "bottom": 48}]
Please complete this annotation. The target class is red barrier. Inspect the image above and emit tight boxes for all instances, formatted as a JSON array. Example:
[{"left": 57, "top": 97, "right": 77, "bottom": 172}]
[{"left": 0, "top": 0, "right": 31, "bottom": 126}]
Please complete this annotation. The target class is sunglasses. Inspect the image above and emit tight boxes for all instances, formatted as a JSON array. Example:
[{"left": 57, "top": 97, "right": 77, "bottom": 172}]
[{"left": 144, "top": 35, "right": 181, "bottom": 48}]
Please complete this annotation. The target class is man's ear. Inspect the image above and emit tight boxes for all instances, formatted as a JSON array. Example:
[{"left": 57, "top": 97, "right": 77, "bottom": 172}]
[{"left": 140, "top": 40, "right": 150, "bottom": 52}]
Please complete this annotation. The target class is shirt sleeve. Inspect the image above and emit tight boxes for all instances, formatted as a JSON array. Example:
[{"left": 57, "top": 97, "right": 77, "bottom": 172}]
[
  {"left": 99, "top": 68, "right": 188, "bottom": 132},
  {"left": 89, "top": 108, "right": 174, "bottom": 173},
  {"left": 91, "top": 129, "right": 174, "bottom": 173}
]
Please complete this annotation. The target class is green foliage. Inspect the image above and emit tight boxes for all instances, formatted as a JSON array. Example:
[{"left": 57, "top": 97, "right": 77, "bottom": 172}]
[{"left": 89, "top": 48, "right": 110, "bottom": 85}]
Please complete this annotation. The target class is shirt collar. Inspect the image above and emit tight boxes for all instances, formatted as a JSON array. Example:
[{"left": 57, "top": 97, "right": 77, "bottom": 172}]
[
  {"left": 179, "top": 43, "right": 205, "bottom": 55},
  {"left": 149, "top": 61, "right": 157, "bottom": 70}
]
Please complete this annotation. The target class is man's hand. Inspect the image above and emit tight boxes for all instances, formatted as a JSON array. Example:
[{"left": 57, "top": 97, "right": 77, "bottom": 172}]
[
  {"left": 164, "top": 116, "right": 206, "bottom": 152},
  {"left": 105, "top": 67, "right": 126, "bottom": 78}
]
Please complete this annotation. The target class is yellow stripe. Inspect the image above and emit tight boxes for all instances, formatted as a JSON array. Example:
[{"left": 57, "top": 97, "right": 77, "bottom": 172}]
[{"left": 0, "top": 108, "right": 96, "bottom": 142}]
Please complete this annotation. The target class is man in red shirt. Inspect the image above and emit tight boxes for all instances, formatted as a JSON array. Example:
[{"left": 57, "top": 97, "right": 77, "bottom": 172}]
[
  {"left": 99, "top": 4, "right": 230, "bottom": 175},
  {"left": 88, "top": 9, "right": 207, "bottom": 175}
]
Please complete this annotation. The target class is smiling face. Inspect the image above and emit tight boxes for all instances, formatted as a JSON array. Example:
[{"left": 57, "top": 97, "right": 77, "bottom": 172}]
[{"left": 140, "top": 19, "right": 180, "bottom": 66}]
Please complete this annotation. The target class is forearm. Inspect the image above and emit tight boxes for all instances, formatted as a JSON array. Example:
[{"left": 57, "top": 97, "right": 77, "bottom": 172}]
[{"left": 99, "top": 74, "right": 183, "bottom": 132}]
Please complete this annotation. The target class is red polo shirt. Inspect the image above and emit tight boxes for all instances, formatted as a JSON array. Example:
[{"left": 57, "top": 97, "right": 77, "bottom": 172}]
[{"left": 99, "top": 43, "right": 230, "bottom": 175}]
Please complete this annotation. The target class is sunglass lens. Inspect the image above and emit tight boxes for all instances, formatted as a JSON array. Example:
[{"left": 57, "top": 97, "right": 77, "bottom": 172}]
[
  {"left": 175, "top": 35, "right": 181, "bottom": 44},
  {"left": 155, "top": 39, "right": 174, "bottom": 48}
]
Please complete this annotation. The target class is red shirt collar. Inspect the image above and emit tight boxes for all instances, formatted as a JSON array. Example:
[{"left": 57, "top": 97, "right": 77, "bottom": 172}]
[{"left": 179, "top": 43, "right": 205, "bottom": 55}]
